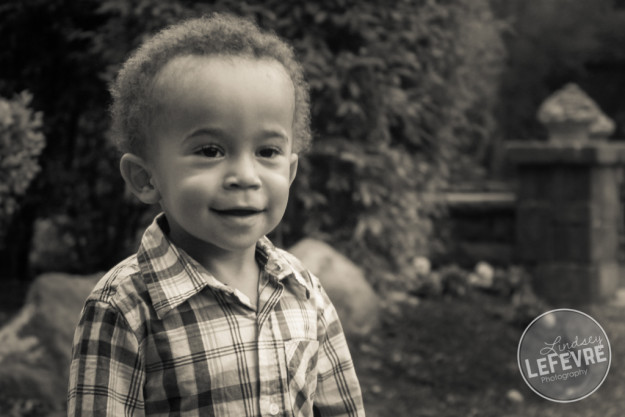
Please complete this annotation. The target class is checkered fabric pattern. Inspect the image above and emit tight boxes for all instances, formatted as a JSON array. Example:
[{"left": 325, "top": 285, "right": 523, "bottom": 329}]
[{"left": 67, "top": 214, "right": 365, "bottom": 417}]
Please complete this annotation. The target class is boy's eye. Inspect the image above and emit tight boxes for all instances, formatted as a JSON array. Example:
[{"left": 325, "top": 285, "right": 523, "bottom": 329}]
[
  {"left": 258, "top": 147, "right": 282, "bottom": 158},
  {"left": 196, "top": 145, "right": 224, "bottom": 158}
]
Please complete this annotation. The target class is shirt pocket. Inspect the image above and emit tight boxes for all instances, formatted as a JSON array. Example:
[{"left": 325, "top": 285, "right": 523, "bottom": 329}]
[{"left": 285, "top": 338, "right": 319, "bottom": 415}]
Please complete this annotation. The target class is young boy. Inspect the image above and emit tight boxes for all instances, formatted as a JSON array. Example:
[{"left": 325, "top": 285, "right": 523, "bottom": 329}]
[{"left": 67, "top": 13, "right": 365, "bottom": 417}]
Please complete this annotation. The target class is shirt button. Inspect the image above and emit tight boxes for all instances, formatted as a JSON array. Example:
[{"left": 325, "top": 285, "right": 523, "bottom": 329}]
[{"left": 269, "top": 403, "right": 280, "bottom": 415}]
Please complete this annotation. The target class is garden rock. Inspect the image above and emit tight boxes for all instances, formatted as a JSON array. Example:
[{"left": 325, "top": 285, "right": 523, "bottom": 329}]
[
  {"left": 0, "top": 273, "right": 100, "bottom": 414},
  {"left": 288, "top": 238, "right": 380, "bottom": 337},
  {"left": 506, "top": 389, "right": 524, "bottom": 403}
]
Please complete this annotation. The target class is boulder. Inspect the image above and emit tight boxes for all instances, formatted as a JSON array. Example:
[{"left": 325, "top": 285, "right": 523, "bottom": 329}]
[
  {"left": 288, "top": 239, "right": 380, "bottom": 338},
  {"left": 0, "top": 273, "right": 100, "bottom": 414}
]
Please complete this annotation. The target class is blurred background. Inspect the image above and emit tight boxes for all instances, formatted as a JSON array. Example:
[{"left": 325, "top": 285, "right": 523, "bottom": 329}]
[
  {"left": 2, "top": 0, "right": 625, "bottom": 416},
  {"left": 4, "top": 0, "right": 625, "bottom": 287}
]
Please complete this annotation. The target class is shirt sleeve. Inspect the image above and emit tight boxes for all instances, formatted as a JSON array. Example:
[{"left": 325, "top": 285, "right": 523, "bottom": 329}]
[
  {"left": 67, "top": 300, "right": 145, "bottom": 417},
  {"left": 313, "top": 282, "right": 366, "bottom": 417}
]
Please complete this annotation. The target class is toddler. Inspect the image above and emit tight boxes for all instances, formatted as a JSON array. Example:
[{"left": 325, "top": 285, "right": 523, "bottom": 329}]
[{"left": 67, "top": 13, "right": 365, "bottom": 417}]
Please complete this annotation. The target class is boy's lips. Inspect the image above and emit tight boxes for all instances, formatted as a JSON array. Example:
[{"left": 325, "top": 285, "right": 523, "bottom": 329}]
[{"left": 211, "top": 207, "right": 265, "bottom": 217}]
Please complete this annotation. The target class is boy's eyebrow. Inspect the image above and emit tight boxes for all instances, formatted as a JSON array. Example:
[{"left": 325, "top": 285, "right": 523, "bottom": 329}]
[
  {"left": 184, "top": 127, "right": 291, "bottom": 143},
  {"left": 258, "top": 128, "right": 289, "bottom": 143},
  {"left": 184, "top": 127, "right": 228, "bottom": 141}
]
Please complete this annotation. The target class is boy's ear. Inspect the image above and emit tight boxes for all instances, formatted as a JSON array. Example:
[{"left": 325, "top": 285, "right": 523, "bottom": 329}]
[
  {"left": 120, "top": 153, "right": 160, "bottom": 204},
  {"left": 288, "top": 153, "right": 298, "bottom": 185}
]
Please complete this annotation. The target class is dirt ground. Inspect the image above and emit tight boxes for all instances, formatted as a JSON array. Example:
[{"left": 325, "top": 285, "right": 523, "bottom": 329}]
[{"left": 350, "top": 289, "right": 625, "bottom": 417}]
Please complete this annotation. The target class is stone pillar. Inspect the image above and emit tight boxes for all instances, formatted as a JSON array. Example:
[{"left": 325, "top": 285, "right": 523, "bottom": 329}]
[{"left": 507, "top": 84, "right": 625, "bottom": 306}]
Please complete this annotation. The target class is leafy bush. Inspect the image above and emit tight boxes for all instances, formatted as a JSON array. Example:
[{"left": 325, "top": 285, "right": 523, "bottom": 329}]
[
  {"left": 0, "top": 0, "right": 150, "bottom": 275},
  {"left": 233, "top": 0, "right": 505, "bottom": 288},
  {"left": 0, "top": 0, "right": 505, "bottom": 288},
  {"left": 95, "top": 0, "right": 506, "bottom": 288},
  {"left": 0, "top": 92, "right": 45, "bottom": 248}
]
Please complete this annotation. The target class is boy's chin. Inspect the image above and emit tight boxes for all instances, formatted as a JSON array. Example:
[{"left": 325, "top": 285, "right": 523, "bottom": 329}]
[{"left": 208, "top": 234, "right": 267, "bottom": 253}]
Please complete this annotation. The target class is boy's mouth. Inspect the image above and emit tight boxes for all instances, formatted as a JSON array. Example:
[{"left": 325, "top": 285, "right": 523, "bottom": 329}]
[{"left": 211, "top": 207, "right": 264, "bottom": 217}]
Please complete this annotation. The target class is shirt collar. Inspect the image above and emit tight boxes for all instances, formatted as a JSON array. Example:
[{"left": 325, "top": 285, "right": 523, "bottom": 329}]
[
  {"left": 255, "top": 235, "right": 313, "bottom": 301},
  {"left": 138, "top": 214, "right": 311, "bottom": 319}
]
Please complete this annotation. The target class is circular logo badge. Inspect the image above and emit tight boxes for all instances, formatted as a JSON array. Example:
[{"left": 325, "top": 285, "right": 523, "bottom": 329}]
[{"left": 517, "top": 309, "right": 611, "bottom": 403}]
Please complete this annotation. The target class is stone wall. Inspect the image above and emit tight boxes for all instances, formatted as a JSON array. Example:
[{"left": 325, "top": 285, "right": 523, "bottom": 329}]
[
  {"left": 507, "top": 83, "right": 625, "bottom": 306},
  {"left": 439, "top": 189, "right": 516, "bottom": 267}
]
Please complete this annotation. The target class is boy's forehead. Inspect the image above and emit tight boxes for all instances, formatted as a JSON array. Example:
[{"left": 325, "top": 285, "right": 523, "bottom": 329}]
[
  {"left": 151, "top": 54, "right": 295, "bottom": 121},
  {"left": 154, "top": 54, "right": 293, "bottom": 90},
  {"left": 146, "top": 54, "right": 297, "bottom": 149}
]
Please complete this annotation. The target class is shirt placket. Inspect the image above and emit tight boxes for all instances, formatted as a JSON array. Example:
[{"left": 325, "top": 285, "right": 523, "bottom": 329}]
[{"left": 257, "top": 279, "right": 289, "bottom": 416}]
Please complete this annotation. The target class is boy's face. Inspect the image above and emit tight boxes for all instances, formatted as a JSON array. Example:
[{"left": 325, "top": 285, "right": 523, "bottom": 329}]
[{"left": 142, "top": 55, "right": 298, "bottom": 256}]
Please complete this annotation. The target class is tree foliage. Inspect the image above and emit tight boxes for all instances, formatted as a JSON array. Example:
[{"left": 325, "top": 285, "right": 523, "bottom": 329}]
[
  {"left": 0, "top": 0, "right": 146, "bottom": 274},
  {"left": 0, "top": 0, "right": 506, "bottom": 288},
  {"left": 244, "top": 0, "right": 505, "bottom": 287},
  {"left": 0, "top": 92, "right": 45, "bottom": 247}
]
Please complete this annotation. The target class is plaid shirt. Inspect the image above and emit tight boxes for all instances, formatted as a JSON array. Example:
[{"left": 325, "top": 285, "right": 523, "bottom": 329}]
[{"left": 67, "top": 214, "right": 364, "bottom": 417}]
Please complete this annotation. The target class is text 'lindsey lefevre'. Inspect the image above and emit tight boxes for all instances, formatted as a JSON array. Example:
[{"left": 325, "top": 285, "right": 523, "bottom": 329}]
[{"left": 524, "top": 335, "right": 608, "bottom": 379}]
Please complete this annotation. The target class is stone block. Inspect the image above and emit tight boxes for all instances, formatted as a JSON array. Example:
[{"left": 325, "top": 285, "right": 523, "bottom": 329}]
[
  {"left": 553, "top": 203, "right": 590, "bottom": 225},
  {"left": 590, "top": 168, "right": 622, "bottom": 227},
  {"left": 590, "top": 226, "right": 619, "bottom": 262},
  {"left": 506, "top": 141, "right": 625, "bottom": 165},
  {"left": 591, "top": 166, "right": 621, "bottom": 204},
  {"left": 517, "top": 166, "right": 553, "bottom": 200},
  {"left": 532, "top": 264, "right": 591, "bottom": 306},
  {"left": 551, "top": 224, "right": 590, "bottom": 262},
  {"left": 532, "top": 262, "right": 619, "bottom": 306},
  {"left": 288, "top": 239, "right": 380, "bottom": 338},
  {"left": 551, "top": 166, "right": 591, "bottom": 202},
  {"left": 516, "top": 202, "right": 553, "bottom": 262},
  {"left": 590, "top": 200, "right": 621, "bottom": 229},
  {"left": 549, "top": 221, "right": 619, "bottom": 263},
  {"left": 596, "top": 262, "right": 621, "bottom": 301},
  {"left": 508, "top": 138, "right": 625, "bottom": 306}
]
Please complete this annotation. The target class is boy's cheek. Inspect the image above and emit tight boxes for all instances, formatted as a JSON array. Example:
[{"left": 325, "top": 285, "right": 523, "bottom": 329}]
[{"left": 288, "top": 153, "right": 298, "bottom": 185}]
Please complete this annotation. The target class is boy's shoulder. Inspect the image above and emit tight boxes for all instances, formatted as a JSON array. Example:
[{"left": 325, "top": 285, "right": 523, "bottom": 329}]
[{"left": 85, "top": 253, "right": 148, "bottom": 312}]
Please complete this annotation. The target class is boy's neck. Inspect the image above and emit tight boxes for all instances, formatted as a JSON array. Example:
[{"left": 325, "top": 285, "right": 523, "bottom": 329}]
[
  {"left": 187, "top": 243, "right": 261, "bottom": 308},
  {"left": 200, "top": 245, "right": 259, "bottom": 287},
  {"left": 163, "top": 216, "right": 262, "bottom": 304}
]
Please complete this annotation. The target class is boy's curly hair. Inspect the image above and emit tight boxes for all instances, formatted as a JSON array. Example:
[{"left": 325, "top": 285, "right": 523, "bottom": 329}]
[{"left": 110, "top": 13, "right": 311, "bottom": 155}]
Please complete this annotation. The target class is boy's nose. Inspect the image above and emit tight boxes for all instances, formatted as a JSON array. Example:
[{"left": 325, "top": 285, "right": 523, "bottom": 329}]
[{"left": 223, "top": 156, "right": 261, "bottom": 189}]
